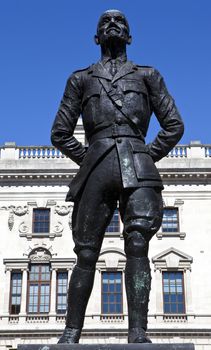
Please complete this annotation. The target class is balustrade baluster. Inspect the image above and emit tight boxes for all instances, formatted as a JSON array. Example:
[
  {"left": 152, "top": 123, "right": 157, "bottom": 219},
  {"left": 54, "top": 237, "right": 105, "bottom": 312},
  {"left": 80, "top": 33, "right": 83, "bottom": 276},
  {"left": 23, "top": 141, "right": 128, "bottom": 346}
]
[
  {"left": 43, "top": 148, "right": 46, "bottom": 158},
  {"left": 49, "top": 148, "right": 53, "bottom": 158},
  {"left": 25, "top": 148, "right": 29, "bottom": 158},
  {"left": 34, "top": 148, "right": 38, "bottom": 158},
  {"left": 51, "top": 148, "right": 54, "bottom": 158},
  {"left": 56, "top": 149, "right": 60, "bottom": 158},
  {"left": 19, "top": 148, "right": 23, "bottom": 158}
]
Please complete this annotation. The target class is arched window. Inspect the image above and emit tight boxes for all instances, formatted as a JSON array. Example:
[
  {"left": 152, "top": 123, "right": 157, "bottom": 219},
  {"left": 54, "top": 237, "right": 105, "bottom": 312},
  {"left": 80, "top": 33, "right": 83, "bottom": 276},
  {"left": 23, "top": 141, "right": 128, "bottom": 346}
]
[{"left": 27, "top": 248, "right": 52, "bottom": 314}]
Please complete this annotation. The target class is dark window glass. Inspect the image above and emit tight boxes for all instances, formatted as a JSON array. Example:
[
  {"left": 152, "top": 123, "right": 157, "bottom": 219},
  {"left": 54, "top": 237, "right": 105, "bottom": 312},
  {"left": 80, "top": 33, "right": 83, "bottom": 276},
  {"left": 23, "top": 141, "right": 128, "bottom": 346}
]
[
  {"left": 10, "top": 272, "right": 22, "bottom": 314},
  {"left": 102, "top": 272, "right": 122, "bottom": 314},
  {"left": 33, "top": 209, "right": 50, "bottom": 233},
  {"left": 27, "top": 265, "right": 51, "bottom": 313},
  {"left": 106, "top": 209, "right": 120, "bottom": 233},
  {"left": 162, "top": 208, "right": 179, "bottom": 232},
  {"left": 56, "top": 271, "right": 68, "bottom": 314},
  {"left": 163, "top": 271, "right": 185, "bottom": 314}
]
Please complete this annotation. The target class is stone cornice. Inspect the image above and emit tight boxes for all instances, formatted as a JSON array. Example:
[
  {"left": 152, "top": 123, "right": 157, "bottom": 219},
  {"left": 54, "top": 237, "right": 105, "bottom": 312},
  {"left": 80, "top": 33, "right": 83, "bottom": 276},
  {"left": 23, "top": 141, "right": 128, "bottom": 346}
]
[
  {"left": 0, "top": 327, "right": 210, "bottom": 337},
  {"left": 0, "top": 170, "right": 211, "bottom": 186}
]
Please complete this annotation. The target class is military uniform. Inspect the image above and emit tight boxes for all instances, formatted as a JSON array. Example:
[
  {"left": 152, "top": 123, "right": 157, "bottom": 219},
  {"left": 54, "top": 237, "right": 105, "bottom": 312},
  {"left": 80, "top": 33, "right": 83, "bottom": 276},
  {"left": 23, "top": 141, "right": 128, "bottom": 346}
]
[
  {"left": 51, "top": 60, "right": 183, "bottom": 201},
  {"left": 51, "top": 60, "right": 184, "bottom": 342}
]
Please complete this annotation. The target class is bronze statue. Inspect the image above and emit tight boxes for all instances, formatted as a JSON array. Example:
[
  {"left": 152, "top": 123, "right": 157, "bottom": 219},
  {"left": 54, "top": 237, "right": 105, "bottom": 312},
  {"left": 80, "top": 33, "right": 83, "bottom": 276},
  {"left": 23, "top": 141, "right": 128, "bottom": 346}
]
[{"left": 51, "top": 9, "right": 184, "bottom": 344}]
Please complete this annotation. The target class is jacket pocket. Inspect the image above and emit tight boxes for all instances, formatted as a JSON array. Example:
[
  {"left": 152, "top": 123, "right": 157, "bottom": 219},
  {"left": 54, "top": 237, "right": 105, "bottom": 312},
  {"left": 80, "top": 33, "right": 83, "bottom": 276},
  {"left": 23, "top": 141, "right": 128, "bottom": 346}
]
[
  {"left": 122, "top": 80, "right": 148, "bottom": 95},
  {"left": 130, "top": 141, "right": 161, "bottom": 180},
  {"left": 82, "top": 86, "right": 101, "bottom": 107}
]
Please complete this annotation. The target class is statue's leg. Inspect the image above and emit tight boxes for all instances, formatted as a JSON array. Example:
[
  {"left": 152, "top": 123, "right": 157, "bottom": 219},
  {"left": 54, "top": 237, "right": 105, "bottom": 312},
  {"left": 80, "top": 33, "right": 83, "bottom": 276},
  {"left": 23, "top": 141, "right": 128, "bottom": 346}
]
[
  {"left": 58, "top": 151, "right": 118, "bottom": 343},
  {"left": 120, "top": 187, "right": 163, "bottom": 343}
]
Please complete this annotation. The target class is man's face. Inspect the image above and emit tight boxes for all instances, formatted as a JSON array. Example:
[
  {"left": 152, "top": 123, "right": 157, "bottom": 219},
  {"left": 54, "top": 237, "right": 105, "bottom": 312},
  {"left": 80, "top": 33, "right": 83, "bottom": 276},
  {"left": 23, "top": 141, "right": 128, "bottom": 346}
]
[{"left": 96, "top": 11, "right": 131, "bottom": 46}]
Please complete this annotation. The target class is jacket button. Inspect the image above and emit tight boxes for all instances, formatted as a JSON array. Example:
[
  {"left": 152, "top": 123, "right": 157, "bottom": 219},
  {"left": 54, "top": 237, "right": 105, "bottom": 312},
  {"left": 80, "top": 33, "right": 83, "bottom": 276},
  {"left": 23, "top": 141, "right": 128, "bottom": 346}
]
[
  {"left": 112, "top": 84, "right": 117, "bottom": 88},
  {"left": 117, "top": 138, "right": 122, "bottom": 143},
  {"left": 116, "top": 118, "right": 122, "bottom": 125}
]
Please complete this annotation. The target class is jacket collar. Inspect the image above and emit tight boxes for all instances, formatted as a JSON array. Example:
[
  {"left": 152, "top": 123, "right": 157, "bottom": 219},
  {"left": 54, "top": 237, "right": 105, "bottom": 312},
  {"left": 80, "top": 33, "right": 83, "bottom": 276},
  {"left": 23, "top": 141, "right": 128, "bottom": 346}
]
[{"left": 89, "top": 60, "right": 137, "bottom": 82}]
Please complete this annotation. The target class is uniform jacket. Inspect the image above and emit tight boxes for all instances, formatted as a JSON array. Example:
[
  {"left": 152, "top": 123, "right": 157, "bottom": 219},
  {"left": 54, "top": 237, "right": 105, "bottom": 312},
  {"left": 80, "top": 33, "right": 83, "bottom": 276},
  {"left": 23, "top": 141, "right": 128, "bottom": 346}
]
[{"left": 51, "top": 61, "right": 184, "bottom": 201}]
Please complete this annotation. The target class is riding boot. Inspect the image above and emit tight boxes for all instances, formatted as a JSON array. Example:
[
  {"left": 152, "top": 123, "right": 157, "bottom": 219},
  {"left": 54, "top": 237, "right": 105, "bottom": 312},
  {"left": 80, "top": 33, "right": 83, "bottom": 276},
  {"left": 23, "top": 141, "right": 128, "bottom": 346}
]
[
  {"left": 58, "top": 265, "right": 95, "bottom": 344},
  {"left": 125, "top": 256, "right": 152, "bottom": 343}
]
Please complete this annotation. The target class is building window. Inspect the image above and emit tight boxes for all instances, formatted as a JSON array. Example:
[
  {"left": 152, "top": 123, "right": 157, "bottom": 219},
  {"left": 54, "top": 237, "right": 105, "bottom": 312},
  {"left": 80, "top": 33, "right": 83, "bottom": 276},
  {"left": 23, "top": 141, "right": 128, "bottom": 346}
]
[
  {"left": 33, "top": 208, "right": 50, "bottom": 233},
  {"left": 162, "top": 208, "right": 179, "bottom": 232},
  {"left": 163, "top": 271, "right": 185, "bottom": 314},
  {"left": 27, "top": 264, "right": 51, "bottom": 313},
  {"left": 102, "top": 272, "right": 122, "bottom": 314},
  {"left": 56, "top": 271, "right": 68, "bottom": 314},
  {"left": 10, "top": 272, "right": 22, "bottom": 314},
  {"left": 106, "top": 209, "right": 120, "bottom": 233}
]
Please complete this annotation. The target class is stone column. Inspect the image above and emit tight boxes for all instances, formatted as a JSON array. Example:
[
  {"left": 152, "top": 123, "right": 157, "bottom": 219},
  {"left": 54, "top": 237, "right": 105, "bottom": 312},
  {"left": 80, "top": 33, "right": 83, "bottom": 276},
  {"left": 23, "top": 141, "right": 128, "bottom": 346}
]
[
  {"left": 154, "top": 269, "right": 163, "bottom": 323},
  {"left": 19, "top": 269, "right": 28, "bottom": 324},
  {"left": 3, "top": 269, "right": 11, "bottom": 315},
  {"left": 155, "top": 269, "right": 163, "bottom": 314},
  {"left": 122, "top": 270, "right": 127, "bottom": 318},
  {"left": 50, "top": 269, "right": 57, "bottom": 320},
  {"left": 184, "top": 269, "right": 194, "bottom": 316},
  {"left": 20, "top": 269, "right": 28, "bottom": 314}
]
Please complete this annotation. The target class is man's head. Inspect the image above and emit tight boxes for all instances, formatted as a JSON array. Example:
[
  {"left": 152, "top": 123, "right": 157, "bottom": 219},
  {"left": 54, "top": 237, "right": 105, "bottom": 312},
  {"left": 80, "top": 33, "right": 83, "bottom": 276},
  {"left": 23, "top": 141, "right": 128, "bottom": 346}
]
[{"left": 95, "top": 10, "right": 132, "bottom": 46}]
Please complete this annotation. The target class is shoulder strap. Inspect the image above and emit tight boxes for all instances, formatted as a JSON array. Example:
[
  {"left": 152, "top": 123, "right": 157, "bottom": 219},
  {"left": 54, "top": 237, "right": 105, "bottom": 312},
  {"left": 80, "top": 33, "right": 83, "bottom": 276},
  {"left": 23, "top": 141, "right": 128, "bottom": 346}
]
[{"left": 98, "top": 78, "right": 141, "bottom": 130}]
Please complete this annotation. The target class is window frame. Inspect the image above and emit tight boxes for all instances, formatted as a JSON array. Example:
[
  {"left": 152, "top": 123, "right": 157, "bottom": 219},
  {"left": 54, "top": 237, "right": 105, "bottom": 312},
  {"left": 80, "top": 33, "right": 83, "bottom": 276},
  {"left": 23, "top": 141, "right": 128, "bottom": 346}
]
[
  {"left": 101, "top": 271, "right": 123, "bottom": 315},
  {"left": 32, "top": 208, "right": 50, "bottom": 234},
  {"left": 56, "top": 270, "right": 68, "bottom": 315},
  {"left": 162, "top": 207, "right": 179, "bottom": 233},
  {"left": 105, "top": 209, "right": 120, "bottom": 234},
  {"left": 162, "top": 271, "right": 186, "bottom": 314},
  {"left": 27, "top": 264, "right": 51, "bottom": 314},
  {"left": 9, "top": 270, "right": 22, "bottom": 315}
]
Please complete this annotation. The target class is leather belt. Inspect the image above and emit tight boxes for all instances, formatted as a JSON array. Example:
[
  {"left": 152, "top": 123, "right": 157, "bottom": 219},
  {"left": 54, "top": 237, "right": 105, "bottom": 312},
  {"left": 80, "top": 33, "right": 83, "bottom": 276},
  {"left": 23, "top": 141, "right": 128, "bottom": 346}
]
[{"left": 89, "top": 124, "right": 143, "bottom": 144}]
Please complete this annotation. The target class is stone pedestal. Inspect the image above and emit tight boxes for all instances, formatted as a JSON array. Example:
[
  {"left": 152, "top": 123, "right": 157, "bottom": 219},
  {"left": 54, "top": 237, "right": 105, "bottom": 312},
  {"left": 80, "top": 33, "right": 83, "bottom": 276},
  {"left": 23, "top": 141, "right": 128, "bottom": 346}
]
[{"left": 18, "top": 343, "right": 195, "bottom": 350}]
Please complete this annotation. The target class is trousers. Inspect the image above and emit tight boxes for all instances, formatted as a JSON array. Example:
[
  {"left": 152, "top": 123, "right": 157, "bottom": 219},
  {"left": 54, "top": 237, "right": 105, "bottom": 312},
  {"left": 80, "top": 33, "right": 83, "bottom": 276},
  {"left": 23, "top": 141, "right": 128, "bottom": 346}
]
[
  {"left": 66, "top": 145, "right": 163, "bottom": 332},
  {"left": 72, "top": 146, "right": 163, "bottom": 257}
]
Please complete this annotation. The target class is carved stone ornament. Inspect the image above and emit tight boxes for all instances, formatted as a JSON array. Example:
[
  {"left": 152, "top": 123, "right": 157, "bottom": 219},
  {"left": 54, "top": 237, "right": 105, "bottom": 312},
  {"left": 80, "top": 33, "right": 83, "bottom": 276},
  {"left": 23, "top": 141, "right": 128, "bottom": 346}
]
[
  {"left": 19, "top": 221, "right": 29, "bottom": 234},
  {"left": 0, "top": 206, "right": 7, "bottom": 210},
  {"left": 7, "top": 205, "right": 29, "bottom": 231},
  {"left": 29, "top": 248, "right": 51, "bottom": 261},
  {"left": 13, "top": 205, "right": 28, "bottom": 216},
  {"left": 54, "top": 205, "right": 73, "bottom": 216},
  {"left": 53, "top": 221, "right": 64, "bottom": 233},
  {"left": 8, "top": 212, "right": 14, "bottom": 231}
]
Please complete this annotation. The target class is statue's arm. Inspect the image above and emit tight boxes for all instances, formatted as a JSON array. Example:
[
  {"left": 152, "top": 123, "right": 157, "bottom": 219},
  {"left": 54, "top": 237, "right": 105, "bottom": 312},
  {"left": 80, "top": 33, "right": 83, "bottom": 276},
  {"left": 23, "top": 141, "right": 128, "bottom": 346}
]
[
  {"left": 51, "top": 73, "right": 86, "bottom": 165},
  {"left": 145, "top": 68, "right": 184, "bottom": 162}
]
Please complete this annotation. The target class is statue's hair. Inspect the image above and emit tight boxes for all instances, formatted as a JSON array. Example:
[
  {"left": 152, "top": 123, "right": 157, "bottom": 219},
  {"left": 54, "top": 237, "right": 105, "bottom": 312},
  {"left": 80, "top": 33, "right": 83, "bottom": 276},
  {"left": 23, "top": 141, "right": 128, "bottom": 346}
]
[
  {"left": 104, "top": 9, "right": 122, "bottom": 13},
  {"left": 97, "top": 9, "right": 130, "bottom": 33}
]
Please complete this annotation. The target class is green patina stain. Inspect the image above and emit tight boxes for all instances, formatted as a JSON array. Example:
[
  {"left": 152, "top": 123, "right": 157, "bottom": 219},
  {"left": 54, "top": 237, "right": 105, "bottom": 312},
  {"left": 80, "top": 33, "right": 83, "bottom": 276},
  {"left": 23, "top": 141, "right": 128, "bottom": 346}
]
[{"left": 133, "top": 272, "right": 151, "bottom": 291}]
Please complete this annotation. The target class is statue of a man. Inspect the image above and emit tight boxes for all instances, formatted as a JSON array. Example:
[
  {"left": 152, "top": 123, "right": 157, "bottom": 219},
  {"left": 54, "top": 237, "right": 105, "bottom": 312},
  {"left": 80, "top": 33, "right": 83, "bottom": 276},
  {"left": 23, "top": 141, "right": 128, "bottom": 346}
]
[{"left": 51, "top": 9, "right": 184, "bottom": 344}]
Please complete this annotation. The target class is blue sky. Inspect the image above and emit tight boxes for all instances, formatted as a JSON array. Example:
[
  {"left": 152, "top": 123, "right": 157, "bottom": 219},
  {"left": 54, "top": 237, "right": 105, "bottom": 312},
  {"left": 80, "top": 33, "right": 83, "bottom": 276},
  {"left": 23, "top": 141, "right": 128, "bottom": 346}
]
[{"left": 1, "top": 0, "right": 211, "bottom": 146}]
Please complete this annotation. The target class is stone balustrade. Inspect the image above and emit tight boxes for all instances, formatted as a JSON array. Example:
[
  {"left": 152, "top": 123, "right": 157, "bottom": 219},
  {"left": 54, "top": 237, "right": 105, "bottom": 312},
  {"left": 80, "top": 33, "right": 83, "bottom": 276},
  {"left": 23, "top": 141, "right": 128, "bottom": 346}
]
[
  {"left": 0, "top": 313, "right": 209, "bottom": 326},
  {"left": 166, "top": 145, "right": 187, "bottom": 158},
  {"left": 0, "top": 141, "right": 211, "bottom": 160},
  {"left": 19, "top": 147, "right": 66, "bottom": 159}
]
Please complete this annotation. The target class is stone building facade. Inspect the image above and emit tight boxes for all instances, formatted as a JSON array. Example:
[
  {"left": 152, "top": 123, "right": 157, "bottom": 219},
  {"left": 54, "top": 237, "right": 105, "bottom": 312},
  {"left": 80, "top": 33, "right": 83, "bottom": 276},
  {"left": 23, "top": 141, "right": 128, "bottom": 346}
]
[{"left": 0, "top": 124, "right": 211, "bottom": 349}]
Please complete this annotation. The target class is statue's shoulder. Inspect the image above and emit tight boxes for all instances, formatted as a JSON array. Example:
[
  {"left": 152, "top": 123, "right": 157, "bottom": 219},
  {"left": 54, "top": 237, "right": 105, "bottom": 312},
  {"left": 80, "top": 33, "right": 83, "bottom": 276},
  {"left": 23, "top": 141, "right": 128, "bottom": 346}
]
[
  {"left": 134, "top": 64, "right": 156, "bottom": 75},
  {"left": 133, "top": 64, "right": 163, "bottom": 81},
  {"left": 73, "top": 65, "right": 91, "bottom": 74},
  {"left": 136, "top": 64, "right": 153, "bottom": 69}
]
